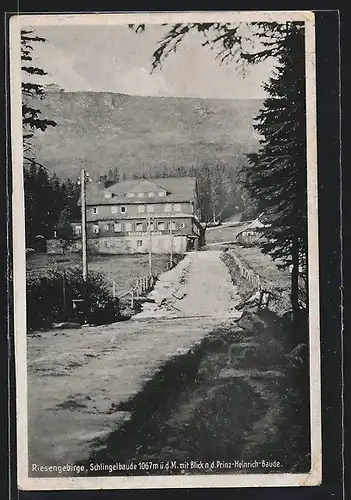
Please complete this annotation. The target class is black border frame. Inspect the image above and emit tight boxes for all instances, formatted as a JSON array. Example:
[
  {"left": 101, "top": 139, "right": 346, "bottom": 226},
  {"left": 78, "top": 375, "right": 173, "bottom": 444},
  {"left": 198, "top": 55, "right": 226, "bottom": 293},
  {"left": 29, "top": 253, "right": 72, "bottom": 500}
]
[{"left": 3, "top": 6, "right": 343, "bottom": 500}]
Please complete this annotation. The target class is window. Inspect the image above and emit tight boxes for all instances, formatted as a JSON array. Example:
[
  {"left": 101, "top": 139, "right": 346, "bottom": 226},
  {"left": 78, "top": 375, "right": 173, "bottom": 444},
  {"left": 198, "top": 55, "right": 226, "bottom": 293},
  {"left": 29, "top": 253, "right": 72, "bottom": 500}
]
[
  {"left": 165, "top": 204, "right": 172, "bottom": 212},
  {"left": 158, "top": 221, "right": 165, "bottom": 231},
  {"left": 74, "top": 225, "right": 81, "bottom": 235},
  {"left": 181, "top": 222, "right": 186, "bottom": 228},
  {"left": 137, "top": 240, "right": 143, "bottom": 247},
  {"left": 138, "top": 205, "right": 145, "bottom": 213},
  {"left": 137, "top": 192, "right": 145, "bottom": 198},
  {"left": 125, "top": 222, "right": 132, "bottom": 232},
  {"left": 93, "top": 224, "right": 99, "bottom": 234},
  {"left": 111, "top": 206, "right": 118, "bottom": 213},
  {"left": 126, "top": 192, "right": 135, "bottom": 198},
  {"left": 174, "top": 203, "right": 181, "bottom": 212},
  {"left": 147, "top": 205, "right": 154, "bottom": 213},
  {"left": 158, "top": 191, "right": 166, "bottom": 197},
  {"left": 114, "top": 223, "right": 122, "bottom": 232},
  {"left": 148, "top": 192, "right": 154, "bottom": 197},
  {"left": 120, "top": 206, "right": 126, "bottom": 214},
  {"left": 103, "top": 224, "right": 109, "bottom": 231},
  {"left": 104, "top": 193, "right": 112, "bottom": 199},
  {"left": 170, "top": 221, "right": 177, "bottom": 231},
  {"left": 92, "top": 207, "right": 98, "bottom": 215},
  {"left": 136, "top": 222, "right": 143, "bottom": 232}
]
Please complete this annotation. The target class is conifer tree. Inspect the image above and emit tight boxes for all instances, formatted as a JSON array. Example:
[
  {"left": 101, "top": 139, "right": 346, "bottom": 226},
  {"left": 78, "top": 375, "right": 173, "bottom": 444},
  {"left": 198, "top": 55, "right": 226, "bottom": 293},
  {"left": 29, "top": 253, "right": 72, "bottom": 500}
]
[
  {"left": 244, "top": 23, "right": 307, "bottom": 319},
  {"left": 21, "top": 29, "right": 56, "bottom": 155}
]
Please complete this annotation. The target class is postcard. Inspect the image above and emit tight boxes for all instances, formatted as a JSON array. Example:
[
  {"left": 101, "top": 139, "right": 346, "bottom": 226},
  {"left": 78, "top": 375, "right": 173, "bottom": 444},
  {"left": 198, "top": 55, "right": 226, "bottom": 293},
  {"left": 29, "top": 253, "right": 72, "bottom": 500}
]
[{"left": 9, "top": 10, "right": 321, "bottom": 490}]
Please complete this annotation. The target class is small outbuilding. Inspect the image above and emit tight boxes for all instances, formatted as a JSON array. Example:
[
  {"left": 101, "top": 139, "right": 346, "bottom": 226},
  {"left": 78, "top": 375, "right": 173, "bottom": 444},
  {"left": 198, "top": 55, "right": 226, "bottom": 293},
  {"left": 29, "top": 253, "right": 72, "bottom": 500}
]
[{"left": 236, "top": 213, "right": 269, "bottom": 247}]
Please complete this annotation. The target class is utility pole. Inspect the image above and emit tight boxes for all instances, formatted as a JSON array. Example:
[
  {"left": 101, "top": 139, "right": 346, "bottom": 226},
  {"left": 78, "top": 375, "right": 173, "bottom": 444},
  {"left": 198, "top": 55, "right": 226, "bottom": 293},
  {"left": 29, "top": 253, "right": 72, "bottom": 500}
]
[
  {"left": 169, "top": 219, "right": 173, "bottom": 268},
  {"left": 80, "top": 168, "right": 88, "bottom": 282},
  {"left": 148, "top": 212, "right": 152, "bottom": 277}
]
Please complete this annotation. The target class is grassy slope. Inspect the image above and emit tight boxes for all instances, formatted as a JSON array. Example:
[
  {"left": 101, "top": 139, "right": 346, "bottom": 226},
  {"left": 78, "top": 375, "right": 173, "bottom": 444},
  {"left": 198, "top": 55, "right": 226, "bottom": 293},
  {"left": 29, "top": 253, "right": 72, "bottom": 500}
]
[
  {"left": 29, "top": 92, "right": 262, "bottom": 180},
  {"left": 26, "top": 252, "right": 170, "bottom": 296}
]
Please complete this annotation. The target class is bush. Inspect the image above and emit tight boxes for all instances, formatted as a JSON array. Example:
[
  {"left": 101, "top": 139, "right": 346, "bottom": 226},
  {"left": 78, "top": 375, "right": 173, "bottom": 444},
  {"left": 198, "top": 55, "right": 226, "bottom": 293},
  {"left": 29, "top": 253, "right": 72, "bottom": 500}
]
[{"left": 26, "top": 266, "right": 118, "bottom": 331}]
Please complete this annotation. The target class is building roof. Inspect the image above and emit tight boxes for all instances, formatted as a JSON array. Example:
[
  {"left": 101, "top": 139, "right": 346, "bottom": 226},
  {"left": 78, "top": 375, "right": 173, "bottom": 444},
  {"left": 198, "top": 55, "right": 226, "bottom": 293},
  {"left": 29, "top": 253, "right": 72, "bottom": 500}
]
[{"left": 84, "top": 177, "right": 197, "bottom": 205}]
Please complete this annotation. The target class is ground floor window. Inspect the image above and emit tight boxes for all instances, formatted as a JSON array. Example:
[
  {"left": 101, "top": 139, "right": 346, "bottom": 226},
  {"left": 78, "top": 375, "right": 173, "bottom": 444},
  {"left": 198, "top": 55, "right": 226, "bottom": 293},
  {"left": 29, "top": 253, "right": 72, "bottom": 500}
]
[
  {"left": 114, "top": 222, "right": 122, "bottom": 232},
  {"left": 92, "top": 224, "right": 99, "bottom": 234},
  {"left": 157, "top": 221, "right": 165, "bottom": 231},
  {"left": 125, "top": 222, "right": 132, "bottom": 232},
  {"left": 136, "top": 222, "right": 144, "bottom": 231}
]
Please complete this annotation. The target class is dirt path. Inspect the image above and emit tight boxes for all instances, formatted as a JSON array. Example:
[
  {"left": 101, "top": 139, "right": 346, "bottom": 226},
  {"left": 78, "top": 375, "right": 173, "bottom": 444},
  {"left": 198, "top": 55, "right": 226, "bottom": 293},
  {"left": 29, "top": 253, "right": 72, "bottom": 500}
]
[
  {"left": 27, "top": 251, "right": 241, "bottom": 472},
  {"left": 134, "top": 250, "right": 240, "bottom": 319}
]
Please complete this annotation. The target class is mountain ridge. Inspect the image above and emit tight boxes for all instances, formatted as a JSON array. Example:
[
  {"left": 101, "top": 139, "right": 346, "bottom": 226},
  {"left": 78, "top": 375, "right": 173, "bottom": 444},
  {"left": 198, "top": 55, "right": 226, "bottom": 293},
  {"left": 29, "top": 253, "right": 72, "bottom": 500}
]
[{"left": 28, "top": 91, "right": 263, "bottom": 181}]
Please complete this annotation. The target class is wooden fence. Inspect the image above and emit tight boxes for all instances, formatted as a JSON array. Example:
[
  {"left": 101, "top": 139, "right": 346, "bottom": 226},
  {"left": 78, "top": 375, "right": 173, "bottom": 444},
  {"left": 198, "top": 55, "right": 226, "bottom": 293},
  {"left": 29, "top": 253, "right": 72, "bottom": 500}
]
[
  {"left": 118, "top": 272, "right": 160, "bottom": 310},
  {"left": 225, "top": 248, "right": 293, "bottom": 313},
  {"left": 227, "top": 250, "right": 263, "bottom": 291}
]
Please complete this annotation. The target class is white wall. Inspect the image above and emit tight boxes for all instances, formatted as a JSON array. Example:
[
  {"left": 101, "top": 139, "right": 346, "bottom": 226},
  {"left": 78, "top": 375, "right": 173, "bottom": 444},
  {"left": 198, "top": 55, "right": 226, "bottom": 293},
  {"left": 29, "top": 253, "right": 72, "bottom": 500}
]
[{"left": 95, "top": 235, "right": 188, "bottom": 254}]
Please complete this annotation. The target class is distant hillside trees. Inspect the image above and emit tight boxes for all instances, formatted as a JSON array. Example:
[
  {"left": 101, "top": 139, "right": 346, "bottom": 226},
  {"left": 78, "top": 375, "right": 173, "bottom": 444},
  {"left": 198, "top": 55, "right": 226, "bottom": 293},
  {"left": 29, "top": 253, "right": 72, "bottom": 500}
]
[
  {"left": 106, "top": 166, "right": 120, "bottom": 187},
  {"left": 24, "top": 164, "right": 80, "bottom": 247},
  {"left": 56, "top": 206, "right": 76, "bottom": 254}
]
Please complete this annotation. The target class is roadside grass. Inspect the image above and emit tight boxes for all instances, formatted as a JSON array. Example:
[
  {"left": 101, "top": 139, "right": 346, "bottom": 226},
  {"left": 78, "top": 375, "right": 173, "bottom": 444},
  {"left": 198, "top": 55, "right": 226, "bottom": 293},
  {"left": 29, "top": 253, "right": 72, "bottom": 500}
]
[
  {"left": 221, "top": 247, "right": 291, "bottom": 315},
  {"left": 205, "top": 225, "right": 244, "bottom": 245},
  {"left": 228, "top": 244, "right": 290, "bottom": 289}
]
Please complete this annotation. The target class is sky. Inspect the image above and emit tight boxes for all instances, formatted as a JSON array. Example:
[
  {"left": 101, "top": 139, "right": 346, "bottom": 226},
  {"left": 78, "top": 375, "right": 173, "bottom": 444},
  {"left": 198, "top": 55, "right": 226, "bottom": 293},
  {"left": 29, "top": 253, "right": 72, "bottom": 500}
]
[{"left": 24, "top": 24, "right": 275, "bottom": 100}]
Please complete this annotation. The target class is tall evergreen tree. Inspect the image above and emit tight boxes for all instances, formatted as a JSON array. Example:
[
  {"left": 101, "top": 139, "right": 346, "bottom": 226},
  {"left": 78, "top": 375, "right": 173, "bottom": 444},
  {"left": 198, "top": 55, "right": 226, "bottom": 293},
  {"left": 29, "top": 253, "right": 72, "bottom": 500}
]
[{"left": 244, "top": 23, "right": 307, "bottom": 319}]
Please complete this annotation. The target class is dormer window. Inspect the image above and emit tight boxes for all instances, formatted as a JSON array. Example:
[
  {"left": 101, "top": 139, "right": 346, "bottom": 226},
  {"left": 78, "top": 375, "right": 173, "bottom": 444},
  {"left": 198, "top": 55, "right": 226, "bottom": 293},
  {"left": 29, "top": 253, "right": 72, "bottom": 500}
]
[
  {"left": 137, "top": 192, "right": 145, "bottom": 198},
  {"left": 126, "top": 192, "right": 135, "bottom": 198},
  {"left": 104, "top": 193, "right": 112, "bottom": 199},
  {"left": 158, "top": 191, "right": 166, "bottom": 197},
  {"left": 148, "top": 192, "right": 154, "bottom": 197}
]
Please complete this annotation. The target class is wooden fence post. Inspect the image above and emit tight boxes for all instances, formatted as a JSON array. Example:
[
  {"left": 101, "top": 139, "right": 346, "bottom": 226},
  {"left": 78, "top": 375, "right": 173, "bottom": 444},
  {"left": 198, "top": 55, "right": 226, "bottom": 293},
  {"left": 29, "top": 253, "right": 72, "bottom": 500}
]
[
  {"left": 266, "top": 292, "right": 271, "bottom": 309},
  {"left": 131, "top": 289, "right": 134, "bottom": 309}
]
